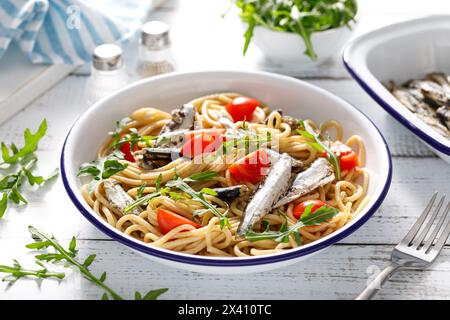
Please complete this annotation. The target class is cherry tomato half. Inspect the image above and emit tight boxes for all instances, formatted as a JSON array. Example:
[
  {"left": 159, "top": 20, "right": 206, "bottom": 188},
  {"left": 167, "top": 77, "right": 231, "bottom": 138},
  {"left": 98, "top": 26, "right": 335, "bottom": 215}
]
[
  {"left": 120, "top": 142, "right": 138, "bottom": 162},
  {"left": 225, "top": 96, "right": 260, "bottom": 122},
  {"left": 157, "top": 208, "right": 201, "bottom": 234},
  {"left": 323, "top": 141, "right": 359, "bottom": 172},
  {"left": 330, "top": 142, "right": 359, "bottom": 171},
  {"left": 293, "top": 200, "right": 328, "bottom": 219},
  {"left": 180, "top": 129, "right": 225, "bottom": 158},
  {"left": 228, "top": 149, "right": 270, "bottom": 183}
]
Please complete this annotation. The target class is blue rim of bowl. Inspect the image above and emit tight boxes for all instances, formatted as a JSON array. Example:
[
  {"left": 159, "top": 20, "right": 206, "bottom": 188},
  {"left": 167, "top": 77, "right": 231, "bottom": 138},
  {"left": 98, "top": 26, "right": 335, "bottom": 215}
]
[
  {"left": 342, "top": 49, "right": 450, "bottom": 156},
  {"left": 60, "top": 88, "right": 392, "bottom": 268}
]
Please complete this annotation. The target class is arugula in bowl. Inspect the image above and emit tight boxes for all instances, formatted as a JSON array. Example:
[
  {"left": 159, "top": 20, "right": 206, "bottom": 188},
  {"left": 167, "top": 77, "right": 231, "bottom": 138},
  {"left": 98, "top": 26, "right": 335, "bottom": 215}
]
[{"left": 236, "top": 0, "right": 358, "bottom": 60}]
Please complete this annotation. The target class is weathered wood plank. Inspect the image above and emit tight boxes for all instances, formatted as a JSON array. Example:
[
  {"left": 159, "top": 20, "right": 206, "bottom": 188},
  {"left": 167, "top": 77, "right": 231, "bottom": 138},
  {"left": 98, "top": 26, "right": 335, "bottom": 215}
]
[{"left": 1, "top": 239, "right": 449, "bottom": 300}]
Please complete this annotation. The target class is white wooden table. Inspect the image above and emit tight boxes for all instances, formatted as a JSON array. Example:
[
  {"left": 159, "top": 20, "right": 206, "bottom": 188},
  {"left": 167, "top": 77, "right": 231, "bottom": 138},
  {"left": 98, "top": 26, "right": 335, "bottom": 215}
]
[{"left": 1, "top": 0, "right": 450, "bottom": 300}]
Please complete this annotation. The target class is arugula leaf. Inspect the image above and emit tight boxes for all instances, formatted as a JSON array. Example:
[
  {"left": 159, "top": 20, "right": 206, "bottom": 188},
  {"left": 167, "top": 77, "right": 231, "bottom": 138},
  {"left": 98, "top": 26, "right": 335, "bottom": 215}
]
[
  {"left": 242, "top": 17, "right": 255, "bottom": 55},
  {"left": 124, "top": 191, "right": 161, "bottom": 213},
  {"left": 140, "top": 288, "right": 169, "bottom": 300},
  {"left": 0, "top": 120, "right": 56, "bottom": 218},
  {"left": 235, "top": 0, "right": 357, "bottom": 60},
  {"left": 293, "top": 229, "right": 302, "bottom": 246},
  {"left": 108, "top": 117, "right": 131, "bottom": 148},
  {"left": 0, "top": 157, "right": 57, "bottom": 218},
  {"left": 134, "top": 288, "right": 168, "bottom": 300},
  {"left": 102, "top": 159, "right": 128, "bottom": 179},
  {"left": 168, "top": 191, "right": 188, "bottom": 201},
  {"left": 245, "top": 204, "right": 339, "bottom": 242},
  {"left": 200, "top": 188, "right": 218, "bottom": 196},
  {"left": 77, "top": 165, "right": 101, "bottom": 179},
  {"left": 297, "top": 124, "right": 341, "bottom": 180},
  {"left": 166, "top": 178, "right": 230, "bottom": 229},
  {"left": 26, "top": 226, "right": 167, "bottom": 300},
  {"left": 184, "top": 171, "right": 218, "bottom": 182},
  {"left": 110, "top": 127, "right": 156, "bottom": 150},
  {"left": 1, "top": 119, "right": 47, "bottom": 164},
  {"left": 136, "top": 184, "right": 146, "bottom": 198},
  {"left": 78, "top": 154, "right": 127, "bottom": 181},
  {"left": 24, "top": 167, "right": 59, "bottom": 186},
  {"left": 155, "top": 173, "right": 163, "bottom": 192},
  {"left": 69, "top": 236, "right": 77, "bottom": 255},
  {"left": 0, "top": 259, "right": 65, "bottom": 282},
  {"left": 217, "top": 131, "right": 271, "bottom": 159},
  {"left": 125, "top": 171, "right": 219, "bottom": 216},
  {"left": 0, "top": 194, "right": 7, "bottom": 218},
  {"left": 192, "top": 208, "right": 210, "bottom": 217}
]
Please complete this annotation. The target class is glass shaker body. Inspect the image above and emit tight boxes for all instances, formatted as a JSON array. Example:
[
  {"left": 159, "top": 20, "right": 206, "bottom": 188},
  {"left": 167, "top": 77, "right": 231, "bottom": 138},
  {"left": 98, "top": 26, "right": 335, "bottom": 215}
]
[
  {"left": 84, "top": 43, "right": 128, "bottom": 107},
  {"left": 85, "top": 67, "right": 128, "bottom": 107},
  {"left": 136, "top": 21, "right": 175, "bottom": 78}
]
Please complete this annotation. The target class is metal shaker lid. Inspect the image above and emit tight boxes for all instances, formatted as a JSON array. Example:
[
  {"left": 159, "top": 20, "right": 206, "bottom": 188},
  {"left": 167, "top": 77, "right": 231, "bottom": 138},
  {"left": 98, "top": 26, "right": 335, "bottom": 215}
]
[
  {"left": 141, "top": 21, "right": 170, "bottom": 50},
  {"left": 92, "top": 44, "right": 123, "bottom": 71}
]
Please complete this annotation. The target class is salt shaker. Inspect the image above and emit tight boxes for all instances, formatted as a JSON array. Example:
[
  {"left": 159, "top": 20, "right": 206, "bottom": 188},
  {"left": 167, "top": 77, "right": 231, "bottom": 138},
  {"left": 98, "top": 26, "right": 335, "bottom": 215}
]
[
  {"left": 136, "top": 21, "right": 175, "bottom": 78},
  {"left": 84, "top": 44, "right": 128, "bottom": 106}
]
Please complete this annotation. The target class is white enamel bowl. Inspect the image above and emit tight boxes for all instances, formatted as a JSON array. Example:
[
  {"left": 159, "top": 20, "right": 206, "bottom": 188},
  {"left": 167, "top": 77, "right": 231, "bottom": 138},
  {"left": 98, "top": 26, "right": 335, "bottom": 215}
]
[
  {"left": 343, "top": 15, "right": 450, "bottom": 163},
  {"left": 61, "top": 71, "right": 392, "bottom": 274},
  {"left": 248, "top": 22, "right": 356, "bottom": 64}
]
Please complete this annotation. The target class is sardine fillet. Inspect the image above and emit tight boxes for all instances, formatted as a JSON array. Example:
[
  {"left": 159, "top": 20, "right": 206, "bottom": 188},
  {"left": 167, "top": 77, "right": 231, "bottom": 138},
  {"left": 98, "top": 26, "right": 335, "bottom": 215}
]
[
  {"left": 274, "top": 158, "right": 335, "bottom": 208},
  {"left": 237, "top": 153, "right": 293, "bottom": 236},
  {"left": 103, "top": 179, "right": 140, "bottom": 215},
  {"left": 159, "top": 104, "right": 195, "bottom": 135}
]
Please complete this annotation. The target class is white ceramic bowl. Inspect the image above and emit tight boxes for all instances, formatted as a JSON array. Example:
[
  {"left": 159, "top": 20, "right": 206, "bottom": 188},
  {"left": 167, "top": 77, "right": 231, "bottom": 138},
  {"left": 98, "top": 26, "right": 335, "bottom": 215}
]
[
  {"left": 249, "top": 23, "right": 356, "bottom": 64},
  {"left": 343, "top": 15, "right": 450, "bottom": 163},
  {"left": 61, "top": 71, "right": 391, "bottom": 274}
]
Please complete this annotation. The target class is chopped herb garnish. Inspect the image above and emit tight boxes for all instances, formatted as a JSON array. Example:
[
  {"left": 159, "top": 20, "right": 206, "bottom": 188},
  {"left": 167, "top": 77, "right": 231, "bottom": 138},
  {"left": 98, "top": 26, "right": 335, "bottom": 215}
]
[
  {"left": 184, "top": 171, "right": 219, "bottom": 182},
  {"left": 136, "top": 183, "right": 146, "bottom": 198},
  {"left": 124, "top": 191, "right": 161, "bottom": 213},
  {"left": 110, "top": 127, "right": 156, "bottom": 150},
  {"left": 168, "top": 191, "right": 188, "bottom": 201},
  {"left": 166, "top": 178, "right": 230, "bottom": 228},
  {"left": 125, "top": 171, "right": 221, "bottom": 216},
  {"left": 155, "top": 173, "right": 163, "bottom": 191},
  {"left": 192, "top": 208, "right": 211, "bottom": 217},
  {"left": 218, "top": 131, "right": 271, "bottom": 158},
  {"left": 108, "top": 117, "right": 131, "bottom": 148},
  {"left": 245, "top": 204, "right": 339, "bottom": 242},
  {"left": 200, "top": 188, "right": 218, "bottom": 196},
  {"left": 78, "top": 153, "right": 128, "bottom": 181},
  {"left": 293, "top": 230, "right": 302, "bottom": 246},
  {"left": 297, "top": 124, "right": 341, "bottom": 180}
]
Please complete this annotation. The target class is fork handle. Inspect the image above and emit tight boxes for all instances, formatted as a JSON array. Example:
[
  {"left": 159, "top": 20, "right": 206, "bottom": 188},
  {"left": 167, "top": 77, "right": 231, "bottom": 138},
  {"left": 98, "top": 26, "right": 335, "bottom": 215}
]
[{"left": 356, "top": 263, "right": 400, "bottom": 300}]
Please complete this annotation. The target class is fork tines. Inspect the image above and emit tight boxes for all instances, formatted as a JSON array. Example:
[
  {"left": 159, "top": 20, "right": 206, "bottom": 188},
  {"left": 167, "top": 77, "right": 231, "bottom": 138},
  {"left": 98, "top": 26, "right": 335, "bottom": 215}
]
[{"left": 400, "top": 192, "right": 450, "bottom": 256}]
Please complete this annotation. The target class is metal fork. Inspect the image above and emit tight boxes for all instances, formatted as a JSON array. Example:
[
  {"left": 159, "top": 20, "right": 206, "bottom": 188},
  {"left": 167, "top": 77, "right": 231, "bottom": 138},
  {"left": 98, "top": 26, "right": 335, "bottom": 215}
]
[{"left": 356, "top": 192, "right": 450, "bottom": 300}]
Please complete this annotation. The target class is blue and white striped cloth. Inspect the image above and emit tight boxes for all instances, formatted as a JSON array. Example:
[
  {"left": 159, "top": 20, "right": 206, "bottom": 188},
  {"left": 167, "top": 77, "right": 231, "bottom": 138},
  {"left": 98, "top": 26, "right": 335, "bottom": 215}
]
[{"left": 0, "top": 0, "right": 142, "bottom": 65}]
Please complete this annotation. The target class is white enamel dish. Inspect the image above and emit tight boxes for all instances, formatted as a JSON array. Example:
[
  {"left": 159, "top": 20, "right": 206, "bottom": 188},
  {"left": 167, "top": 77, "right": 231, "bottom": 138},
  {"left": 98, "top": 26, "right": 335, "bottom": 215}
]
[
  {"left": 61, "top": 71, "right": 392, "bottom": 274},
  {"left": 249, "top": 23, "right": 356, "bottom": 65},
  {"left": 343, "top": 15, "right": 450, "bottom": 163}
]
